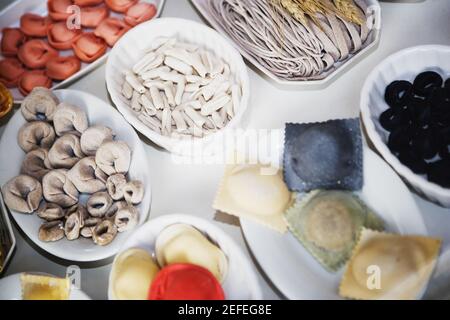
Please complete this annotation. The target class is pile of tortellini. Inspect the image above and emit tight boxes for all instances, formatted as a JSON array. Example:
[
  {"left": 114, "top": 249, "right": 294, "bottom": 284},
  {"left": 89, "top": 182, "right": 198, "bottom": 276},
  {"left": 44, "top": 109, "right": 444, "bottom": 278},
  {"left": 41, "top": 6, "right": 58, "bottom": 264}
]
[{"left": 1, "top": 87, "right": 145, "bottom": 246}]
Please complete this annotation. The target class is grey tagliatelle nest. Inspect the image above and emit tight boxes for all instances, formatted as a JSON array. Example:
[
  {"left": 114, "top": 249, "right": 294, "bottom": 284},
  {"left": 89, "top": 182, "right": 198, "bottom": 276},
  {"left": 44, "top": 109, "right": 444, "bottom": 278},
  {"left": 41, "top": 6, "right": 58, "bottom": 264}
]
[{"left": 208, "top": 0, "right": 371, "bottom": 80}]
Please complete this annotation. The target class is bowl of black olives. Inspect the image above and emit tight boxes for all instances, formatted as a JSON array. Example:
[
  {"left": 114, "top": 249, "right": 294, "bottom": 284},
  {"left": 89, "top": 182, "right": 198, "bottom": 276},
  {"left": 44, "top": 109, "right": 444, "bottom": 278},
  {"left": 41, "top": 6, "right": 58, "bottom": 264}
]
[{"left": 361, "top": 45, "right": 450, "bottom": 207}]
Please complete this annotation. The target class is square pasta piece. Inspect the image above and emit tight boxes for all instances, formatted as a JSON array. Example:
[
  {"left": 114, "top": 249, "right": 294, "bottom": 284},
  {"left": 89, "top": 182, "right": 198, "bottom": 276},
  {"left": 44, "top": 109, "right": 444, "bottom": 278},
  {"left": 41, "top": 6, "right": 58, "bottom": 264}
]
[
  {"left": 339, "top": 229, "right": 441, "bottom": 300},
  {"left": 285, "top": 190, "right": 384, "bottom": 272},
  {"left": 283, "top": 119, "right": 363, "bottom": 193},
  {"left": 21, "top": 273, "right": 71, "bottom": 300},
  {"left": 213, "top": 163, "right": 294, "bottom": 233}
]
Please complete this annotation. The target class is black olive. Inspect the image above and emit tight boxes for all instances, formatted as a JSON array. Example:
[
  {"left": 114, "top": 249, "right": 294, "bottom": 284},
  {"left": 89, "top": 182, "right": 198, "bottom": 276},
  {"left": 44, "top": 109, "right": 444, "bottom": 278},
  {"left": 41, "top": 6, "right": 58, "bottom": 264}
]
[
  {"left": 384, "top": 80, "right": 412, "bottom": 108},
  {"left": 379, "top": 108, "right": 407, "bottom": 131},
  {"left": 388, "top": 126, "right": 413, "bottom": 153},
  {"left": 411, "top": 128, "right": 439, "bottom": 159},
  {"left": 445, "top": 78, "right": 450, "bottom": 89},
  {"left": 428, "top": 159, "right": 450, "bottom": 188},
  {"left": 398, "top": 149, "right": 428, "bottom": 174},
  {"left": 439, "top": 144, "right": 450, "bottom": 159},
  {"left": 413, "top": 71, "right": 443, "bottom": 96}
]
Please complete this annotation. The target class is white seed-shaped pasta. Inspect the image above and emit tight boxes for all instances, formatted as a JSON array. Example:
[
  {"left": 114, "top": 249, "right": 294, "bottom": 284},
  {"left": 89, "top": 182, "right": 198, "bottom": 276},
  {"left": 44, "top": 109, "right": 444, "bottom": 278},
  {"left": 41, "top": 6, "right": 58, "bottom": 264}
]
[
  {"left": 231, "top": 84, "right": 241, "bottom": 114},
  {"left": 125, "top": 73, "right": 146, "bottom": 94},
  {"left": 200, "top": 94, "right": 230, "bottom": 116},
  {"left": 161, "top": 107, "right": 171, "bottom": 133},
  {"left": 165, "top": 48, "right": 207, "bottom": 78},
  {"left": 121, "top": 81, "right": 133, "bottom": 99},
  {"left": 141, "top": 66, "right": 171, "bottom": 80},
  {"left": 150, "top": 86, "right": 164, "bottom": 110},
  {"left": 185, "top": 83, "right": 201, "bottom": 93},
  {"left": 175, "top": 80, "right": 185, "bottom": 106},
  {"left": 131, "top": 90, "right": 141, "bottom": 112},
  {"left": 225, "top": 101, "right": 234, "bottom": 118},
  {"left": 132, "top": 52, "right": 156, "bottom": 74},
  {"left": 184, "top": 106, "right": 206, "bottom": 128},
  {"left": 139, "top": 54, "right": 164, "bottom": 75},
  {"left": 211, "top": 111, "right": 224, "bottom": 129},
  {"left": 139, "top": 114, "right": 161, "bottom": 133},
  {"left": 172, "top": 109, "right": 187, "bottom": 132},
  {"left": 141, "top": 94, "right": 157, "bottom": 116},
  {"left": 164, "top": 56, "right": 193, "bottom": 75},
  {"left": 159, "top": 71, "right": 185, "bottom": 84}
]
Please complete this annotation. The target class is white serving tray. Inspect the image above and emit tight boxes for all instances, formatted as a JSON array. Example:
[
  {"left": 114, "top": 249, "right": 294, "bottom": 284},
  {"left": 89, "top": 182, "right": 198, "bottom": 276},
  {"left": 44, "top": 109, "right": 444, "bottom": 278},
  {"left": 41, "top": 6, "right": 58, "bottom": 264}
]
[
  {"left": 190, "top": 0, "right": 381, "bottom": 89},
  {"left": 0, "top": 0, "right": 166, "bottom": 103}
]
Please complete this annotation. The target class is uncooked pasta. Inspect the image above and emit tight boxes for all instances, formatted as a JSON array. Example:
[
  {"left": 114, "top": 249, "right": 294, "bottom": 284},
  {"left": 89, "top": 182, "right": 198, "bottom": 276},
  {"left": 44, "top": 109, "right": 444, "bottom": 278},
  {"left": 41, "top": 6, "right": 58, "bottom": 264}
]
[{"left": 207, "top": 0, "right": 371, "bottom": 81}]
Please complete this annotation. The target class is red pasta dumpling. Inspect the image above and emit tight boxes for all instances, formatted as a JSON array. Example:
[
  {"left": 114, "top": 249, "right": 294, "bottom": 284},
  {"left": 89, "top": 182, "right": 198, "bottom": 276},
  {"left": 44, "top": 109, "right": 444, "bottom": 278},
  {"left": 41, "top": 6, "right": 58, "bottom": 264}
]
[
  {"left": 124, "top": 2, "right": 156, "bottom": 27},
  {"left": 46, "top": 56, "right": 81, "bottom": 80},
  {"left": 20, "top": 13, "right": 49, "bottom": 37},
  {"left": 48, "top": 0, "right": 74, "bottom": 21},
  {"left": 72, "top": 33, "right": 107, "bottom": 62},
  {"left": 47, "top": 22, "right": 82, "bottom": 50},
  {"left": 74, "top": 0, "right": 104, "bottom": 6},
  {"left": 1, "top": 28, "right": 26, "bottom": 57},
  {"left": 94, "top": 17, "right": 130, "bottom": 47},
  {"left": 80, "top": 5, "right": 110, "bottom": 28},
  {"left": 105, "top": 0, "right": 137, "bottom": 13},
  {"left": 18, "top": 39, "right": 59, "bottom": 69},
  {"left": 0, "top": 58, "right": 25, "bottom": 87},
  {"left": 18, "top": 70, "right": 52, "bottom": 96}
]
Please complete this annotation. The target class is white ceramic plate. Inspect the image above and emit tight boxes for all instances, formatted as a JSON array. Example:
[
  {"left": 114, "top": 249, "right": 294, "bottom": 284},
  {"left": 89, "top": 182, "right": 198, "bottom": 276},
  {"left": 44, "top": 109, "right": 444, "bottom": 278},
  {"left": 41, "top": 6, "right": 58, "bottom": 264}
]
[
  {"left": 0, "top": 273, "right": 90, "bottom": 300},
  {"left": 0, "top": 89, "right": 152, "bottom": 262},
  {"left": 190, "top": 0, "right": 381, "bottom": 89},
  {"left": 108, "top": 214, "right": 262, "bottom": 300},
  {"left": 0, "top": 0, "right": 166, "bottom": 102},
  {"left": 361, "top": 45, "right": 450, "bottom": 207},
  {"left": 105, "top": 17, "right": 250, "bottom": 155},
  {"left": 241, "top": 147, "right": 428, "bottom": 300}
]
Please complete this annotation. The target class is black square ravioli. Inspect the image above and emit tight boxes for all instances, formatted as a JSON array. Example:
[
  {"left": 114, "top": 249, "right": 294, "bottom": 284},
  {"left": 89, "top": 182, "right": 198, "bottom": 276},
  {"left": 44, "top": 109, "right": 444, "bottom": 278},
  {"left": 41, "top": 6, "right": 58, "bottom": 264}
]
[{"left": 283, "top": 119, "right": 363, "bottom": 192}]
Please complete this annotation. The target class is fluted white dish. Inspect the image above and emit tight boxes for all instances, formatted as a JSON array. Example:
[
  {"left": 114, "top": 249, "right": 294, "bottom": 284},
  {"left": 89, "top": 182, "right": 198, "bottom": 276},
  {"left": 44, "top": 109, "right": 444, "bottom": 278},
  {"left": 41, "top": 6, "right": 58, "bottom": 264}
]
[
  {"left": 105, "top": 17, "right": 250, "bottom": 156},
  {"left": 361, "top": 45, "right": 450, "bottom": 207},
  {"left": 0, "top": 89, "right": 152, "bottom": 262},
  {"left": 108, "top": 214, "right": 262, "bottom": 300},
  {"left": 190, "top": 0, "right": 381, "bottom": 89},
  {"left": 0, "top": 0, "right": 166, "bottom": 102}
]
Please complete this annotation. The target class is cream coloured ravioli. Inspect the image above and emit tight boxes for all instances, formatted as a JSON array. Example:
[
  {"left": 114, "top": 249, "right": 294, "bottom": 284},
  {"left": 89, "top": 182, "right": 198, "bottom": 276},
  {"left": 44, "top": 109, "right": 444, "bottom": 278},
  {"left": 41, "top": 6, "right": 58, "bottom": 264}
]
[
  {"left": 110, "top": 248, "right": 160, "bottom": 300},
  {"left": 213, "top": 164, "right": 294, "bottom": 233},
  {"left": 155, "top": 224, "right": 228, "bottom": 283},
  {"left": 339, "top": 229, "right": 441, "bottom": 300}
]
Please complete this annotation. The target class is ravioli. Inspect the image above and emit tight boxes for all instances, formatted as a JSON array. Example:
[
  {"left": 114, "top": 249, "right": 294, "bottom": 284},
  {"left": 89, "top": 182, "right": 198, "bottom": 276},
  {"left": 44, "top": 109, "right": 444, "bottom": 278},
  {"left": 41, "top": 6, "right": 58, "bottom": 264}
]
[
  {"left": 283, "top": 119, "right": 363, "bottom": 193},
  {"left": 339, "top": 229, "right": 441, "bottom": 300},
  {"left": 213, "top": 164, "right": 294, "bottom": 233},
  {"left": 155, "top": 224, "right": 228, "bottom": 283},
  {"left": 285, "top": 190, "right": 384, "bottom": 272},
  {"left": 21, "top": 273, "right": 70, "bottom": 300},
  {"left": 110, "top": 248, "right": 160, "bottom": 300}
]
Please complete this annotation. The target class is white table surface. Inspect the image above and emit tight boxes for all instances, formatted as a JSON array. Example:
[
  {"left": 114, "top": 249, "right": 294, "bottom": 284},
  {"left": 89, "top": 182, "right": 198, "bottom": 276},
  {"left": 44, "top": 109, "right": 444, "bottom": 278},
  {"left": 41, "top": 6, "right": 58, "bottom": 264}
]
[{"left": 1, "top": 0, "right": 450, "bottom": 300}]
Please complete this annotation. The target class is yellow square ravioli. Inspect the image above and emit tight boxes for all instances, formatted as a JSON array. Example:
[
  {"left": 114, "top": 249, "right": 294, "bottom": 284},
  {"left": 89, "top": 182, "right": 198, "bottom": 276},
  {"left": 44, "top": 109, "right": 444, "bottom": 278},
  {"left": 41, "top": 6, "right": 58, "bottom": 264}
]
[
  {"left": 21, "top": 273, "right": 70, "bottom": 300},
  {"left": 339, "top": 229, "right": 441, "bottom": 300},
  {"left": 213, "top": 164, "right": 294, "bottom": 233}
]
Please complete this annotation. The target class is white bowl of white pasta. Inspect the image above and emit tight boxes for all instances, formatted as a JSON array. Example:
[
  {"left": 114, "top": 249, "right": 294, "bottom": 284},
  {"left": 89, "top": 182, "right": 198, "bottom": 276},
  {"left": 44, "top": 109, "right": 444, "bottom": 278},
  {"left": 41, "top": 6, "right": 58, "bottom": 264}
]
[{"left": 106, "top": 18, "right": 250, "bottom": 156}]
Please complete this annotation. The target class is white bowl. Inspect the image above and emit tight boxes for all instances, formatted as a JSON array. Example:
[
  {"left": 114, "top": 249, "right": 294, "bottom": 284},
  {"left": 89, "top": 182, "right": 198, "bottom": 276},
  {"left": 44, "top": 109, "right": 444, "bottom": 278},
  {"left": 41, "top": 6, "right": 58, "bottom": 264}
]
[
  {"left": 360, "top": 45, "right": 450, "bottom": 207},
  {"left": 190, "top": 0, "right": 381, "bottom": 89},
  {"left": 108, "top": 214, "right": 262, "bottom": 300},
  {"left": 0, "top": 90, "right": 152, "bottom": 262},
  {"left": 105, "top": 18, "right": 250, "bottom": 156}
]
